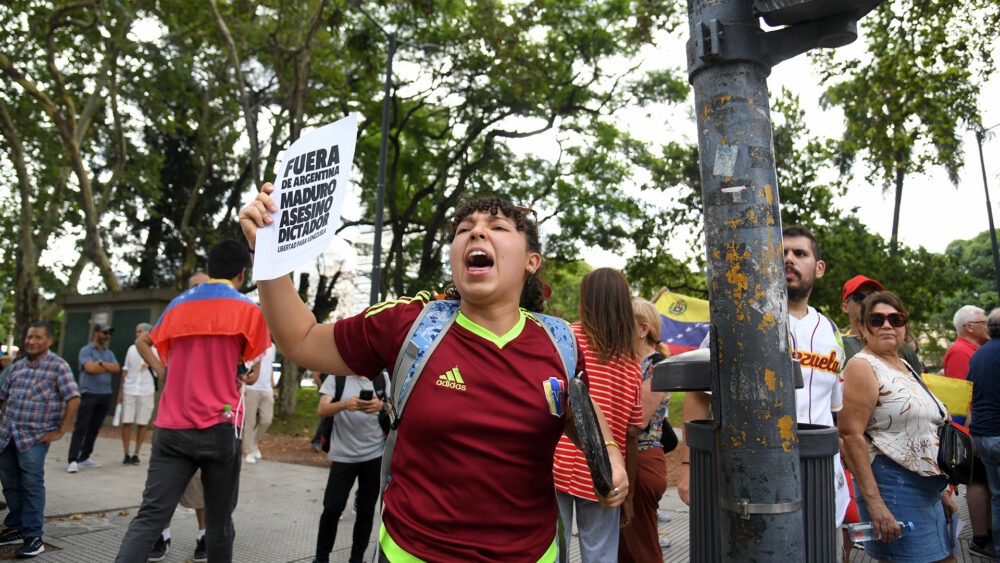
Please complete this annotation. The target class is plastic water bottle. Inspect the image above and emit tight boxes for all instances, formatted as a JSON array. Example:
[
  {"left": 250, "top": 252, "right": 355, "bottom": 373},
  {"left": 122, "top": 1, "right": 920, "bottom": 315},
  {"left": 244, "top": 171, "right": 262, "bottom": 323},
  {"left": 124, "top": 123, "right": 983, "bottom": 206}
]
[
  {"left": 220, "top": 404, "right": 234, "bottom": 424},
  {"left": 847, "top": 521, "right": 914, "bottom": 542}
]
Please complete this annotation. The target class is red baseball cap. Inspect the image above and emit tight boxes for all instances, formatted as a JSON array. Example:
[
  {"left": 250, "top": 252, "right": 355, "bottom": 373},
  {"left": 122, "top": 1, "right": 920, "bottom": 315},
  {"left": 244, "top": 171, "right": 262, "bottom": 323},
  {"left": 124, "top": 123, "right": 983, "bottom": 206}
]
[{"left": 842, "top": 275, "right": 884, "bottom": 303}]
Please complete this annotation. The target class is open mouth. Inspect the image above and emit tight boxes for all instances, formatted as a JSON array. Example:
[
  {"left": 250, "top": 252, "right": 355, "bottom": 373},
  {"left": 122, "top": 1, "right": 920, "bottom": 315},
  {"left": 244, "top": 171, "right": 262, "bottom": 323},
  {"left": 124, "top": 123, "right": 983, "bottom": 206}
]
[{"left": 466, "top": 248, "right": 495, "bottom": 275}]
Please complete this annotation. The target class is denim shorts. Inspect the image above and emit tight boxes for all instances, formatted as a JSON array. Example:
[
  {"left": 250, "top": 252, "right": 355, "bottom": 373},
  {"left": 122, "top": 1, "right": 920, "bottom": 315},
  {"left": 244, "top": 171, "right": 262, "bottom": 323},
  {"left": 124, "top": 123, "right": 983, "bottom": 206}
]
[{"left": 854, "top": 455, "right": 952, "bottom": 563}]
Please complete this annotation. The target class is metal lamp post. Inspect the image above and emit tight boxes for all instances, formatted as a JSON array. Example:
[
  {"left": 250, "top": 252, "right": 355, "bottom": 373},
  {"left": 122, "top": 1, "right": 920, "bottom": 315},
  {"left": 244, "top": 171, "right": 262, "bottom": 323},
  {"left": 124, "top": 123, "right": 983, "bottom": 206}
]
[
  {"left": 665, "top": 0, "right": 884, "bottom": 560},
  {"left": 370, "top": 32, "right": 395, "bottom": 307},
  {"left": 354, "top": 6, "right": 435, "bottom": 306},
  {"left": 975, "top": 122, "right": 1000, "bottom": 303}
]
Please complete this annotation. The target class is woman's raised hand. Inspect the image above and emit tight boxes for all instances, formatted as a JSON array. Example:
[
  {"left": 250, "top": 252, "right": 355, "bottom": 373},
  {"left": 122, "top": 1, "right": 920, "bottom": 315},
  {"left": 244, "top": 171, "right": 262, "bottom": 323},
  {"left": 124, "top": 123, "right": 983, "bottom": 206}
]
[{"left": 238, "top": 183, "right": 278, "bottom": 250}]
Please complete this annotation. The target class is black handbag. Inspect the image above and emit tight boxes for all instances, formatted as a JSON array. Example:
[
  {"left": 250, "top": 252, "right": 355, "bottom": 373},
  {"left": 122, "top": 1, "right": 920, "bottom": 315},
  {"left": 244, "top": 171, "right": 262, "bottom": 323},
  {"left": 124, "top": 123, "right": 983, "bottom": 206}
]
[
  {"left": 937, "top": 420, "right": 975, "bottom": 485},
  {"left": 906, "top": 363, "right": 975, "bottom": 485}
]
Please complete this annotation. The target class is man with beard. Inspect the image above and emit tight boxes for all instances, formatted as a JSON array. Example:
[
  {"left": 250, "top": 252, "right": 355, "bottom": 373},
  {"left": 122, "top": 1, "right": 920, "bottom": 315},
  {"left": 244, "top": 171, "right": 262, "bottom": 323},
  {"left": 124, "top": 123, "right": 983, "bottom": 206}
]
[
  {"left": 677, "top": 226, "right": 849, "bottom": 554},
  {"left": 67, "top": 323, "right": 120, "bottom": 472},
  {"left": 779, "top": 226, "right": 850, "bottom": 533}
]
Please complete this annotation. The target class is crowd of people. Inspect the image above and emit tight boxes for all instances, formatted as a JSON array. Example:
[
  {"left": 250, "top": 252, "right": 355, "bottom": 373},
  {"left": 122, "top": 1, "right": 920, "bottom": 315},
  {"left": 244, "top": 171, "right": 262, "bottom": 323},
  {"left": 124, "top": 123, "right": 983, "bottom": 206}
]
[{"left": 0, "top": 190, "right": 995, "bottom": 563}]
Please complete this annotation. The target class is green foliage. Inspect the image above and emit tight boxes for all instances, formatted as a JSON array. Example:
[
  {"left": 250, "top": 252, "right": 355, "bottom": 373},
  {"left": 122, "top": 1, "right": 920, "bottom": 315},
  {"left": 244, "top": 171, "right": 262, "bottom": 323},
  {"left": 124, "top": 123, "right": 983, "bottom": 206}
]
[
  {"left": 665, "top": 392, "right": 685, "bottom": 429},
  {"left": 814, "top": 0, "right": 994, "bottom": 247},
  {"left": 811, "top": 216, "right": 975, "bottom": 325},
  {"left": 541, "top": 259, "right": 592, "bottom": 321},
  {"left": 940, "top": 231, "right": 1000, "bottom": 320},
  {"left": 338, "top": 0, "right": 689, "bottom": 297},
  {"left": 269, "top": 386, "right": 321, "bottom": 437}
]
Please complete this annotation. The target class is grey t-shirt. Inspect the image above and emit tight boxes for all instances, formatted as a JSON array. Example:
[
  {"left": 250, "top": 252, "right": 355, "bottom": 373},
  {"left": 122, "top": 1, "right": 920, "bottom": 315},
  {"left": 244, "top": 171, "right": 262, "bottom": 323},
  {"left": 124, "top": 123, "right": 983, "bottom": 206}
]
[
  {"left": 319, "top": 375, "right": 386, "bottom": 463},
  {"left": 78, "top": 343, "right": 117, "bottom": 394}
]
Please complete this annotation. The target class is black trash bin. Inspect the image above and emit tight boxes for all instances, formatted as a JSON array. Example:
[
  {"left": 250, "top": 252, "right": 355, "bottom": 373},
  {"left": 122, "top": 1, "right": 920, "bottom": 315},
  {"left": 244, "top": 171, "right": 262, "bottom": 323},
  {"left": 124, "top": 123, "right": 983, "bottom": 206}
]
[{"left": 684, "top": 420, "right": 839, "bottom": 563}]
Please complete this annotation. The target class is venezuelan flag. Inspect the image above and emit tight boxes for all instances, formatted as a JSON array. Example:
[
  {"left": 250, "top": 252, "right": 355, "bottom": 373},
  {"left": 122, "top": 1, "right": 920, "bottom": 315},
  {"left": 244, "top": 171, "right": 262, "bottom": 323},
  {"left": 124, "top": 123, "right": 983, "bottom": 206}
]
[
  {"left": 654, "top": 290, "right": 710, "bottom": 356},
  {"left": 151, "top": 280, "right": 271, "bottom": 367}
]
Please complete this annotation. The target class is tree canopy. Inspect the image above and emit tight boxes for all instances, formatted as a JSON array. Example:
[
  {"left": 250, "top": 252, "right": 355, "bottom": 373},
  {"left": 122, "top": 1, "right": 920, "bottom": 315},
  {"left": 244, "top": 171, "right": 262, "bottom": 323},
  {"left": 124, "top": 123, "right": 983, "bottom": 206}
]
[
  {"left": 1, "top": 0, "right": 996, "bottom": 373},
  {"left": 814, "top": 0, "right": 995, "bottom": 251}
]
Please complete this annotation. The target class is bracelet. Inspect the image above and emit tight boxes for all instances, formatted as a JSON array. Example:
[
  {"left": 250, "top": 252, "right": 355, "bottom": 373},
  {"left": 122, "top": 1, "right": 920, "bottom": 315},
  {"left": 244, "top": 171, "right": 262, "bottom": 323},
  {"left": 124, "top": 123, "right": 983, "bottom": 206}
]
[
  {"left": 248, "top": 247, "right": 255, "bottom": 254},
  {"left": 681, "top": 461, "right": 690, "bottom": 465},
  {"left": 604, "top": 440, "right": 620, "bottom": 451}
]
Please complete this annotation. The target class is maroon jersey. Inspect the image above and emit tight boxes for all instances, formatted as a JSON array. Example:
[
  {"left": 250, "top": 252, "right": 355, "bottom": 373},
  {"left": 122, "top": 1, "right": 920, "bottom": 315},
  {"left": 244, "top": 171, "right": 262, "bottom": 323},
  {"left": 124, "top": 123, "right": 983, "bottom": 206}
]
[{"left": 334, "top": 292, "right": 587, "bottom": 561}]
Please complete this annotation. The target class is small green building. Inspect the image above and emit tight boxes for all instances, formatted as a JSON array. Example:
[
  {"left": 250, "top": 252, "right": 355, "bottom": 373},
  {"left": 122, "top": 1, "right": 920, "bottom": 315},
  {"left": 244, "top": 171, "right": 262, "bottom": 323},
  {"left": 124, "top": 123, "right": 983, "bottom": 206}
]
[{"left": 55, "top": 289, "right": 180, "bottom": 397}]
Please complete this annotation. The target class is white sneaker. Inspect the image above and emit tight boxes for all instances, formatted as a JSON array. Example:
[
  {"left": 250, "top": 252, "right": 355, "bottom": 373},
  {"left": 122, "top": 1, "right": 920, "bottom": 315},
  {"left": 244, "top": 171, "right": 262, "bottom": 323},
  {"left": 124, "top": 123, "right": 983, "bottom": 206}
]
[
  {"left": 245, "top": 453, "right": 256, "bottom": 464},
  {"left": 79, "top": 459, "right": 101, "bottom": 468},
  {"left": 657, "top": 510, "right": 672, "bottom": 523},
  {"left": 659, "top": 534, "right": 671, "bottom": 548},
  {"left": 66, "top": 462, "right": 78, "bottom": 473},
  {"left": 252, "top": 450, "right": 262, "bottom": 461}
]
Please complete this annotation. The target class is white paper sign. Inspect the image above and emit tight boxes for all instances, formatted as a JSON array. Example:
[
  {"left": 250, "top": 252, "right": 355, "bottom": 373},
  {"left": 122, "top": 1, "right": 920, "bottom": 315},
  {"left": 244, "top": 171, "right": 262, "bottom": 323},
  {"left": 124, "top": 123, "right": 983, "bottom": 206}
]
[{"left": 253, "top": 114, "right": 358, "bottom": 281}]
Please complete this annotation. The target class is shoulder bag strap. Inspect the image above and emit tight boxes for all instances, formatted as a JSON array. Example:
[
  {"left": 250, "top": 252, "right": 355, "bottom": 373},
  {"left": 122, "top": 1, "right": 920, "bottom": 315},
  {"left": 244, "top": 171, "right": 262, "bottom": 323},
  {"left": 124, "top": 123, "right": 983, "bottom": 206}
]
[
  {"left": 375, "top": 299, "right": 459, "bottom": 560},
  {"left": 530, "top": 312, "right": 577, "bottom": 380},
  {"left": 381, "top": 300, "right": 460, "bottom": 489},
  {"left": 902, "top": 361, "right": 947, "bottom": 421}
]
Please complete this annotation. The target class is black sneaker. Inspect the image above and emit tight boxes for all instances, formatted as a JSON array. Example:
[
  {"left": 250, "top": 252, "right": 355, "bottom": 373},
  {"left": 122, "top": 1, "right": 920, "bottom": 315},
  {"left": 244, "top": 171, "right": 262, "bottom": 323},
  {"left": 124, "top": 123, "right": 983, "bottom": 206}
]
[
  {"left": 0, "top": 499, "right": 7, "bottom": 511},
  {"left": 130, "top": 454, "right": 140, "bottom": 465},
  {"left": 148, "top": 536, "right": 170, "bottom": 562},
  {"left": 123, "top": 454, "right": 131, "bottom": 465},
  {"left": 970, "top": 540, "right": 997, "bottom": 559},
  {"left": 14, "top": 536, "right": 43, "bottom": 558},
  {"left": 193, "top": 536, "right": 207, "bottom": 562},
  {"left": 0, "top": 527, "right": 23, "bottom": 545}
]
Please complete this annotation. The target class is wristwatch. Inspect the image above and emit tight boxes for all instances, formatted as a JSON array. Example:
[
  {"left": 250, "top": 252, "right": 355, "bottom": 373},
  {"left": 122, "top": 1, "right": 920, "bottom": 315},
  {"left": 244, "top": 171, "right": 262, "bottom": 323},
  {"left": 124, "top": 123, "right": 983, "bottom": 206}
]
[{"left": 379, "top": 401, "right": 390, "bottom": 414}]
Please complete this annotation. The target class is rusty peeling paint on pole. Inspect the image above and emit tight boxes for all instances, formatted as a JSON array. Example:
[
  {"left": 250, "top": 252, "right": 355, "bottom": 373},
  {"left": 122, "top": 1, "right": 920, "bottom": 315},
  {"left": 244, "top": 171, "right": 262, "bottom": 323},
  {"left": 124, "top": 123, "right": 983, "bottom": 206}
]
[
  {"left": 687, "top": 0, "right": 804, "bottom": 559},
  {"left": 778, "top": 415, "right": 797, "bottom": 452}
]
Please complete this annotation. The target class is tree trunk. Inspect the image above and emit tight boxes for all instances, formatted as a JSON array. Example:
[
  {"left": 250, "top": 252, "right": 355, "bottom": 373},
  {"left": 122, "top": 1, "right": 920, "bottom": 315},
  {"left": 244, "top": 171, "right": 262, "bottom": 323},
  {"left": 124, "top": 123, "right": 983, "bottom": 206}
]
[
  {"left": 208, "top": 0, "right": 260, "bottom": 187},
  {"left": 890, "top": 164, "right": 905, "bottom": 256},
  {"left": 1, "top": 100, "right": 40, "bottom": 348},
  {"left": 277, "top": 359, "right": 300, "bottom": 417},
  {"left": 136, "top": 213, "right": 164, "bottom": 288}
]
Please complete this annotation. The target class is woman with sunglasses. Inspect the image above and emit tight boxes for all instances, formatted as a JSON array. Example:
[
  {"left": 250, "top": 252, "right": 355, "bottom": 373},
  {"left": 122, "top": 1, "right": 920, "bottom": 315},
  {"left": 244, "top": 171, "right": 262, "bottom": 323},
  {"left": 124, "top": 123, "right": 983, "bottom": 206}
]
[{"left": 839, "top": 291, "right": 957, "bottom": 563}]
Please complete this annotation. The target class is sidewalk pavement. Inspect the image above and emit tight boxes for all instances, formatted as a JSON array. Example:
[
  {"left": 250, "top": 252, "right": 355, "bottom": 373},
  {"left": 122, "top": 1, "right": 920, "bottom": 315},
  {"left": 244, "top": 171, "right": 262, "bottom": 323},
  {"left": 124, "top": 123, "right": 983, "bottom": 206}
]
[{"left": 18, "top": 432, "right": 983, "bottom": 562}]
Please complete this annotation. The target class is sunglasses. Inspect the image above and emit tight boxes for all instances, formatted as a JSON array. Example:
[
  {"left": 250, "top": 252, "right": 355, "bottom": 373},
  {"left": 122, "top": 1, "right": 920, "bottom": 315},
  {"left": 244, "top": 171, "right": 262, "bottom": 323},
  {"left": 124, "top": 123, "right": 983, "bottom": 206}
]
[
  {"left": 867, "top": 312, "right": 907, "bottom": 328},
  {"left": 846, "top": 292, "right": 870, "bottom": 303}
]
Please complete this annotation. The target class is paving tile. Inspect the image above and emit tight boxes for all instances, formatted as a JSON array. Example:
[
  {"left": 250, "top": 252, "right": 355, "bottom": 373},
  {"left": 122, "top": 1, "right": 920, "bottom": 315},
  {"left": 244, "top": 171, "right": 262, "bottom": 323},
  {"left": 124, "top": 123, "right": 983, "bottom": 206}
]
[{"left": 17, "top": 433, "right": 985, "bottom": 562}]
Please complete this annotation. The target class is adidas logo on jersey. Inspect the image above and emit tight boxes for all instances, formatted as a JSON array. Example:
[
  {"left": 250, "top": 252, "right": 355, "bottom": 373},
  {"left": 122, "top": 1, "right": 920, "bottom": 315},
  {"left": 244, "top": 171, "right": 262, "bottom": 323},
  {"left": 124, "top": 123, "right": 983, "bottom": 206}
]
[{"left": 437, "top": 367, "right": 466, "bottom": 391}]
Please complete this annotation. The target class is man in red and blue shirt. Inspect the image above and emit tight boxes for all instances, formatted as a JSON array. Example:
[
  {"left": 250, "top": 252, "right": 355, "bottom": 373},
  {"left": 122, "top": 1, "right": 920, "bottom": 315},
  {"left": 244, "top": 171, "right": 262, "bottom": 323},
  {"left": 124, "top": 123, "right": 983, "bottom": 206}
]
[
  {"left": 0, "top": 321, "right": 80, "bottom": 558},
  {"left": 116, "top": 239, "right": 270, "bottom": 563}
]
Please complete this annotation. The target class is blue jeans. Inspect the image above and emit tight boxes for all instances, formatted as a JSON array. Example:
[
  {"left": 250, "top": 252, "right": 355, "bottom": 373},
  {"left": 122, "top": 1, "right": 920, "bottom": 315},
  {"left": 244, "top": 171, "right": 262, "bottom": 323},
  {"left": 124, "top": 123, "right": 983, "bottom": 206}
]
[
  {"left": 854, "top": 455, "right": 951, "bottom": 563},
  {"left": 115, "top": 424, "right": 241, "bottom": 562},
  {"left": 973, "top": 435, "right": 1000, "bottom": 560},
  {"left": 0, "top": 441, "right": 50, "bottom": 537},
  {"left": 556, "top": 490, "right": 620, "bottom": 563}
]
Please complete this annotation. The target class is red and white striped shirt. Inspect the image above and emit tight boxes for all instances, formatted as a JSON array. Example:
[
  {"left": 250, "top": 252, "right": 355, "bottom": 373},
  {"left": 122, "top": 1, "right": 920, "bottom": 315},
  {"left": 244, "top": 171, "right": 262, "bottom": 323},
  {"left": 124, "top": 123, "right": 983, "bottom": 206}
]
[{"left": 553, "top": 323, "right": 643, "bottom": 501}]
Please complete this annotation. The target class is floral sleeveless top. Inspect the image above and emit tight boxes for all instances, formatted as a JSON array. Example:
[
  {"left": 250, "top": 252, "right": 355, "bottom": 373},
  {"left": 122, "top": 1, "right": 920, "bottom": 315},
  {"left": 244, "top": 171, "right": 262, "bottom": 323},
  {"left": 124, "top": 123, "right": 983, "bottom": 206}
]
[
  {"left": 855, "top": 352, "right": 948, "bottom": 476},
  {"left": 637, "top": 353, "right": 669, "bottom": 451}
]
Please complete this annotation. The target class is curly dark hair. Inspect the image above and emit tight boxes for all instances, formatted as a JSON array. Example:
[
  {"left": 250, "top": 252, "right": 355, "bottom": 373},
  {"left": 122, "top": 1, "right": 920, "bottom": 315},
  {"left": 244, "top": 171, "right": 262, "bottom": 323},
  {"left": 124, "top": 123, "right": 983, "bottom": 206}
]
[{"left": 444, "top": 196, "right": 545, "bottom": 312}]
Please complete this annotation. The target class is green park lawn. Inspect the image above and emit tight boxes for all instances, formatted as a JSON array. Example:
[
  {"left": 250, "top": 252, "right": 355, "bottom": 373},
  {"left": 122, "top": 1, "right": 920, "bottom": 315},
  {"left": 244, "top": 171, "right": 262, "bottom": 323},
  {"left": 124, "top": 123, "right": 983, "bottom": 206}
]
[{"left": 268, "top": 387, "right": 321, "bottom": 438}]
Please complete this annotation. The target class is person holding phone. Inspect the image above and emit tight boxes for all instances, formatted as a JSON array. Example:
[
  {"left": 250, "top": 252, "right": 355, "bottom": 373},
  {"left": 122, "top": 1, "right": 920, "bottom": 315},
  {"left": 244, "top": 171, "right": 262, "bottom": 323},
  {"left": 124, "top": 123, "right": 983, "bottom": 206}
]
[{"left": 311, "top": 374, "right": 388, "bottom": 563}]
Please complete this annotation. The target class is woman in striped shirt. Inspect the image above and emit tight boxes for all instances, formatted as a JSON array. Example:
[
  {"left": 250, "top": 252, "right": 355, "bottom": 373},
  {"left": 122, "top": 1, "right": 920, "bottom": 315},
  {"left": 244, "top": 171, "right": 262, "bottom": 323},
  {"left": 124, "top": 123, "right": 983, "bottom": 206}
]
[{"left": 553, "top": 268, "right": 644, "bottom": 562}]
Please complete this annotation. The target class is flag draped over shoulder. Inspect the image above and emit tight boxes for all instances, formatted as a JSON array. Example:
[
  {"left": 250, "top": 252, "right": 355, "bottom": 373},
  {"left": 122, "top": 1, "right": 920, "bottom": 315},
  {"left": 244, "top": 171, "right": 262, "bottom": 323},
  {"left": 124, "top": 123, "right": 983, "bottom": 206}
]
[
  {"left": 151, "top": 281, "right": 271, "bottom": 367},
  {"left": 654, "top": 290, "right": 710, "bottom": 356}
]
